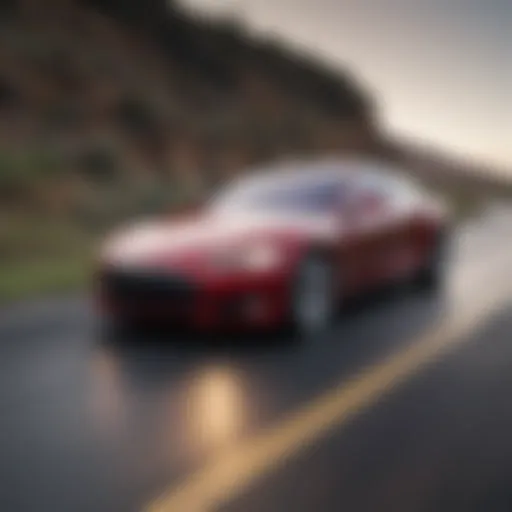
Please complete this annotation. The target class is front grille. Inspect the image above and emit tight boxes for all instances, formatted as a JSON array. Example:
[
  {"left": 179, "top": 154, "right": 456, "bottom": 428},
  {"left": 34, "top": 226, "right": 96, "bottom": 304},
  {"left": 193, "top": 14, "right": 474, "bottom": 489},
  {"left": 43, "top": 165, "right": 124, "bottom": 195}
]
[{"left": 100, "top": 267, "right": 196, "bottom": 306}]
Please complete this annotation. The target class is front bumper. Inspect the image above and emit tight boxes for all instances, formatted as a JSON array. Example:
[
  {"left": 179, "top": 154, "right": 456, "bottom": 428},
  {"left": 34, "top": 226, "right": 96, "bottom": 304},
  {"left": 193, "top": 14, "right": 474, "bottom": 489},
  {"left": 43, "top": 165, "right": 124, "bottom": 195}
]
[{"left": 97, "top": 267, "right": 290, "bottom": 330}]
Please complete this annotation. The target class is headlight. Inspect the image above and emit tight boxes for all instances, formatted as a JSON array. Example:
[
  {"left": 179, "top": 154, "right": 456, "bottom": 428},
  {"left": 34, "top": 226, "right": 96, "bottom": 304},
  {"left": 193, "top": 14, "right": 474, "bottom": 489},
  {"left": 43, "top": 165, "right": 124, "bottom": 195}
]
[{"left": 209, "top": 243, "right": 283, "bottom": 272}]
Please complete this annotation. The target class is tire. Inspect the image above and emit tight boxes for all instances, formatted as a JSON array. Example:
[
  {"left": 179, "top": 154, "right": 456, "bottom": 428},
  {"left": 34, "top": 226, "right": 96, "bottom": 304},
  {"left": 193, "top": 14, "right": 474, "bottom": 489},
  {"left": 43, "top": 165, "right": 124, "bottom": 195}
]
[
  {"left": 414, "top": 232, "right": 449, "bottom": 292},
  {"left": 288, "top": 253, "right": 335, "bottom": 339}
]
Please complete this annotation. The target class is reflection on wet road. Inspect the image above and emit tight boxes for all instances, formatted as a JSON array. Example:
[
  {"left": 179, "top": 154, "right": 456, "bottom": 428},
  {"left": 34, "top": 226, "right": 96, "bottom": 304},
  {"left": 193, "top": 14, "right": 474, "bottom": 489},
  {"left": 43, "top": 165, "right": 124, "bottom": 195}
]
[{"left": 2, "top": 208, "right": 512, "bottom": 512}]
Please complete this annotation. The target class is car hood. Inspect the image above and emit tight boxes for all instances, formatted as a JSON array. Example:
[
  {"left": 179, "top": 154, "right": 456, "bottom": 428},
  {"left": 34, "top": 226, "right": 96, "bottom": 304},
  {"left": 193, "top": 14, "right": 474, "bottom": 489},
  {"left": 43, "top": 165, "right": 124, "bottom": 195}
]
[{"left": 103, "top": 211, "right": 337, "bottom": 266}]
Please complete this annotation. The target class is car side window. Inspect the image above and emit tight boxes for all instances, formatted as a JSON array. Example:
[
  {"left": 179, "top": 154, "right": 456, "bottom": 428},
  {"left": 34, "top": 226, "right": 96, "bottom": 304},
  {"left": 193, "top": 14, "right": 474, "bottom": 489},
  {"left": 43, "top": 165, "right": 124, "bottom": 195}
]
[
  {"left": 344, "top": 174, "right": 389, "bottom": 222},
  {"left": 356, "top": 174, "right": 389, "bottom": 204},
  {"left": 387, "top": 177, "right": 425, "bottom": 209},
  {"left": 350, "top": 170, "right": 427, "bottom": 220}
]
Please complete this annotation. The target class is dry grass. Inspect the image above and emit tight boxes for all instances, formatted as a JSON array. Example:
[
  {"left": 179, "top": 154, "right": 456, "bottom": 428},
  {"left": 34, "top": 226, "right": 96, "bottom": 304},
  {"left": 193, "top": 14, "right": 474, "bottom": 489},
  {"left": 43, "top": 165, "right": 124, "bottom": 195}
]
[
  {"left": 0, "top": 256, "right": 91, "bottom": 303},
  {"left": 0, "top": 214, "right": 95, "bottom": 302}
]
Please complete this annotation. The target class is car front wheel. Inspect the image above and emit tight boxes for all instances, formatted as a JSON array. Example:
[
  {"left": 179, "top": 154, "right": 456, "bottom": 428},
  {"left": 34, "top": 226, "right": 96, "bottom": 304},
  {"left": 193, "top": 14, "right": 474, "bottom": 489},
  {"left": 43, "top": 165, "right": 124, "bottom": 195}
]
[{"left": 290, "top": 253, "right": 335, "bottom": 339}]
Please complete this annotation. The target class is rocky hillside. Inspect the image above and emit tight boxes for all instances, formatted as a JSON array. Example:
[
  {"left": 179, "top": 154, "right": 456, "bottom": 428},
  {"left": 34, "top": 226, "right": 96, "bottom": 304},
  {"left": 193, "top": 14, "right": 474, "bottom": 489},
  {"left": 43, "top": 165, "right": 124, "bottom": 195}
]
[
  {"left": 0, "top": 0, "right": 380, "bottom": 220},
  {"left": 0, "top": 0, "right": 509, "bottom": 221}
]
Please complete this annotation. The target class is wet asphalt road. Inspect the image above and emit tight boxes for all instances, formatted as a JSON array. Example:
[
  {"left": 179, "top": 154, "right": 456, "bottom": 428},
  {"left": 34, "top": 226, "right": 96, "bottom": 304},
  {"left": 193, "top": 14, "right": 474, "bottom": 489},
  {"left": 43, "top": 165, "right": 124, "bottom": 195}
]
[{"left": 2, "top": 206, "right": 512, "bottom": 512}]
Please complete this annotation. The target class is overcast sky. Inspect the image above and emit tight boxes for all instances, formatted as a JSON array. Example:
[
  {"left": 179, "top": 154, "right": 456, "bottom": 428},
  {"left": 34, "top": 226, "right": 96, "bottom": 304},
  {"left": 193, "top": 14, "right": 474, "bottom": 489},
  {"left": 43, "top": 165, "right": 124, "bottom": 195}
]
[{"left": 181, "top": 0, "right": 511, "bottom": 169}]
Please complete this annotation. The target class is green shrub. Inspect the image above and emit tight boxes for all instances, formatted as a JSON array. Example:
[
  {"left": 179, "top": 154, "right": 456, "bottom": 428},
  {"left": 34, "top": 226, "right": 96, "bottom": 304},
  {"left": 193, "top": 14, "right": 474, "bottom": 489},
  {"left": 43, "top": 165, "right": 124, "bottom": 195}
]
[{"left": 0, "top": 148, "right": 65, "bottom": 196}]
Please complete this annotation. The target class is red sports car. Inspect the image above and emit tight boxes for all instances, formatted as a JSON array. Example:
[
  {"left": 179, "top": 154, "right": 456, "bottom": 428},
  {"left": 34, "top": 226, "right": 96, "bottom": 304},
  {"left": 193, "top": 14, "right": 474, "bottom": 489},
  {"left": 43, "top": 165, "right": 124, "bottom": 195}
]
[{"left": 96, "top": 159, "right": 450, "bottom": 337}]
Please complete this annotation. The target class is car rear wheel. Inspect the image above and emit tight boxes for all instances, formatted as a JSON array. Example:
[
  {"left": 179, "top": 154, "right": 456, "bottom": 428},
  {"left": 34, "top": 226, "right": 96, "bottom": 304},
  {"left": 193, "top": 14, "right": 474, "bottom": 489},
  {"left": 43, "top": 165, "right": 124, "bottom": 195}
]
[
  {"left": 413, "top": 232, "right": 449, "bottom": 291},
  {"left": 289, "top": 254, "right": 335, "bottom": 339}
]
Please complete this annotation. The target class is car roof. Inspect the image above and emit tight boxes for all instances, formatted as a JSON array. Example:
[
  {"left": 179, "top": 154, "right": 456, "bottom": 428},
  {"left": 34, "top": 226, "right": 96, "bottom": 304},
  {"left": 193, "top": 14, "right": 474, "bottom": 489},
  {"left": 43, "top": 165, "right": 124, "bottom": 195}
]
[{"left": 237, "top": 157, "right": 404, "bottom": 188}]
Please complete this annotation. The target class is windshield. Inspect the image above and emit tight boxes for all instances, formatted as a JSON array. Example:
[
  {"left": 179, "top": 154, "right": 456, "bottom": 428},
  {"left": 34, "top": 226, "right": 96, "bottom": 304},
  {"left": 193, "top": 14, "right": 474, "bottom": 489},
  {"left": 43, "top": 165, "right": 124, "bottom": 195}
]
[{"left": 211, "top": 173, "right": 345, "bottom": 215}]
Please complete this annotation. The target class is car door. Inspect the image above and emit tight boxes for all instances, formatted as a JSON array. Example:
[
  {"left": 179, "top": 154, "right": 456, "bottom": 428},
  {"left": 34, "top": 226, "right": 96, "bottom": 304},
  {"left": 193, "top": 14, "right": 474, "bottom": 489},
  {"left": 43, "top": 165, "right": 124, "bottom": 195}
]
[
  {"left": 374, "top": 173, "right": 442, "bottom": 283},
  {"left": 378, "top": 176, "right": 422, "bottom": 281},
  {"left": 337, "top": 171, "right": 418, "bottom": 294},
  {"left": 336, "top": 174, "right": 395, "bottom": 294},
  {"left": 387, "top": 176, "right": 443, "bottom": 278}
]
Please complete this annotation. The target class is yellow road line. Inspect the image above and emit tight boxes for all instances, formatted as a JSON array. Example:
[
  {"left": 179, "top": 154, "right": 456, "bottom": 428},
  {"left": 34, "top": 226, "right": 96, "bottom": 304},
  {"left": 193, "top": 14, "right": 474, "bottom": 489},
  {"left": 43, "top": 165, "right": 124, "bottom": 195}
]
[{"left": 146, "top": 274, "right": 512, "bottom": 512}]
